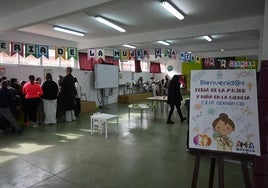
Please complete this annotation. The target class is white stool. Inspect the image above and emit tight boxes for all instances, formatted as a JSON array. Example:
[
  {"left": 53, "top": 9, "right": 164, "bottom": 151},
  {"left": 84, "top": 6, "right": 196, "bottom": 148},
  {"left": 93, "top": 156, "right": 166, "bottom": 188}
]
[
  {"left": 90, "top": 113, "right": 119, "bottom": 139},
  {"left": 91, "top": 112, "right": 105, "bottom": 134}
]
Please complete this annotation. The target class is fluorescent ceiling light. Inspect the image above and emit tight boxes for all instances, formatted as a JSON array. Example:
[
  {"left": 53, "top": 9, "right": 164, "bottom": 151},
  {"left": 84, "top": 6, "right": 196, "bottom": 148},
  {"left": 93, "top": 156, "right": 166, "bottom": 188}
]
[
  {"left": 160, "top": 1, "right": 184, "bottom": 20},
  {"left": 53, "top": 25, "right": 84, "bottom": 36},
  {"left": 95, "top": 16, "right": 126, "bottom": 32},
  {"left": 157, "top": 40, "right": 170, "bottom": 46},
  {"left": 203, "top": 35, "right": 213, "bottom": 42},
  {"left": 123, "top": 44, "right": 136, "bottom": 49}
]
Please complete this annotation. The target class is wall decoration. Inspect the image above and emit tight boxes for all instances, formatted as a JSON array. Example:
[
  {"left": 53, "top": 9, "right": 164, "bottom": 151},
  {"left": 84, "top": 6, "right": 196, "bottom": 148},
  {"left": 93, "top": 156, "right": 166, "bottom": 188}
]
[{"left": 167, "top": 65, "right": 173, "bottom": 71}]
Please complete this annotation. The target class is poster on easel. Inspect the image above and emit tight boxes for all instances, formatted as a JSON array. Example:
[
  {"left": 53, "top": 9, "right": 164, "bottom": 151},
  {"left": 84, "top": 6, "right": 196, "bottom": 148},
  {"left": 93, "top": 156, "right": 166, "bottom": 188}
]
[{"left": 189, "top": 69, "right": 260, "bottom": 156}]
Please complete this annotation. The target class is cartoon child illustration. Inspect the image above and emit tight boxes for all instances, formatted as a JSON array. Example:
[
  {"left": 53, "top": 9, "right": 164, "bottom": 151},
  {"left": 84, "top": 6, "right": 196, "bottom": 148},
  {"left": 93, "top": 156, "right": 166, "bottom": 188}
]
[{"left": 212, "top": 113, "right": 235, "bottom": 152}]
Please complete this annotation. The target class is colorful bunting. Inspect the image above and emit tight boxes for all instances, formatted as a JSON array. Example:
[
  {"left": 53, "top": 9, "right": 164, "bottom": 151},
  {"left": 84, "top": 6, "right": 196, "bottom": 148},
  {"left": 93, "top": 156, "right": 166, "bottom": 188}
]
[
  {"left": 136, "top": 49, "right": 143, "bottom": 60},
  {"left": 179, "top": 52, "right": 185, "bottom": 60},
  {"left": 11, "top": 42, "right": 24, "bottom": 57},
  {"left": 171, "top": 49, "right": 177, "bottom": 59},
  {"left": 190, "top": 54, "right": 195, "bottom": 62},
  {"left": 113, "top": 49, "right": 120, "bottom": 60},
  {"left": 96, "top": 49, "right": 105, "bottom": 61},
  {"left": 120, "top": 49, "right": 129, "bottom": 61},
  {"left": 196, "top": 56, "right": 200, "bottom": 63},
  {"left": 88, "top": 49, "right": 96, "bottom": 60},
  {"left": 129, "top": 49, "right": 135, "bottom": 60},
  {"left": 0, "top": 39, "right": 206, "bottom": 63},
  {"left": 142, "top": 49, "right": 150, "bottom": 60},
  {"left": 38, "top": 45, "right": 49, "bottom": 59},
  {"left": 154, "top": 48, "right": 161, "bottom": 59},
  {"left": 0, "top": 41, "right": 10, "bottom": 54},
  {"left": 185, "top": 53, "right": 191, "bottom": 61},
  {"left": 25, "top": 44, "right": 38, "bottom": 58},
  {"left": 165, "top": 48, "right": 171, "bottom": 58},
  {"left": 67, "top": 47, "right": 78, "bottom": 60},
  {"left": 55, "top": 46, "right": 66, "bottom": 60}
]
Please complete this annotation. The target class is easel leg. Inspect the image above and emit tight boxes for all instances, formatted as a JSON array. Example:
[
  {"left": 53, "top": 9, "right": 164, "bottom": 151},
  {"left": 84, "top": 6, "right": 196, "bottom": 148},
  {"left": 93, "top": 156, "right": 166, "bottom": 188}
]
[
  {"left": 241, "top": 160, "right": 251, "bottom": 188},
  {"left": 218, "top": 158, "right": 224, "bottom": 188},
  {"left": 191, "top": 156, "right": 201, "bottom": 188},
  {"left": 209, "top": 158, "right": 216, "bottom": 188}
]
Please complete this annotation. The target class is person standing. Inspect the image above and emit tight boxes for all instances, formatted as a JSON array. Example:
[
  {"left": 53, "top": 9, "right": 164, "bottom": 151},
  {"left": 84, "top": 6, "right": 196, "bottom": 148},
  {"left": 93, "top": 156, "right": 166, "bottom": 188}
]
[
  {"left": 59, "top": 67, "right": 77, "bottom": 122},
  {"left": 163, "top": 75, "right": 170, "bottom": 96},
  {"left": 19, "top": 80, "right": 28, "bottom": 125},
  {"left": 74, "top": 77, "right": 81, "bottom": 118},
  {"left": 42, "top": 73, "right": 59, "bottom": 125},
  {"left": 166, "top": 75, "right": 186, "bottom": 124},
  {"left": 35, "top": 77, "right": 44, "bottom": 125},
  {"left": 0, "top": 80, "right": 22, "bottom": 134},
  {"left": 151, "top": 81, "right": 157, "bottom": 97},
  {"left": 22, "top": 75, "right": 43, "bottom": 127}
]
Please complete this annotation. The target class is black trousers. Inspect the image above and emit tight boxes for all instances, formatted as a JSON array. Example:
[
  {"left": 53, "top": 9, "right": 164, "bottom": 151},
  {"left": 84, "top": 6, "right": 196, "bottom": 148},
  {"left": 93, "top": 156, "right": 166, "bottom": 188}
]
[
  {"left": 25, "top": 97, "right": 40, "bottom": 122},
  {"left": 75, "top": 98, "right": 81, "bottom": 117},
  {"left": 168, "top": 102, "right": 184, "bottom": 120}
]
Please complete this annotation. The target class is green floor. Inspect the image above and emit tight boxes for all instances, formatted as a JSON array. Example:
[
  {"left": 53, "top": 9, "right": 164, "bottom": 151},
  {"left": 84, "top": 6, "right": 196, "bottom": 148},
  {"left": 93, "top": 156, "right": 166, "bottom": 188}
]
[{"left": 0, "top": 102, "right": 251, "bottom": 188}]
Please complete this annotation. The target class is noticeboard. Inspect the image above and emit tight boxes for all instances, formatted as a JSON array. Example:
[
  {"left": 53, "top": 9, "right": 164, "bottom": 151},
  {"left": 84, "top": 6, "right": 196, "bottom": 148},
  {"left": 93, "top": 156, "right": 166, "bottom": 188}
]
[{"left": 189, "top": 69, "right": 260, "bottom": 156}]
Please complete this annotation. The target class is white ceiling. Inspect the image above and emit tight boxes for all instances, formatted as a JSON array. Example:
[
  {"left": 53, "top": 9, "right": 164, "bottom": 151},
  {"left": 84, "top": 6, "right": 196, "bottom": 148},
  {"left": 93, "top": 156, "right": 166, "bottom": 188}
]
[{"left": 0, "top": 0, "right": 265, "bottom": 59}]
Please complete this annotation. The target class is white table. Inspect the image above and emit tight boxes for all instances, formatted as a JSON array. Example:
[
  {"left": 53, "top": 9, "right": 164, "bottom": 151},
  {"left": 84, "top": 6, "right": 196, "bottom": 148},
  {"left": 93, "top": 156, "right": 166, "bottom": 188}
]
[
  {"left": 146, "top": 96, "right": 168, "bottom": 113},
  {"left": 90, "top": 113, "right": 118, "bottom": 139},
  {"left": 128, "top": 103, "right": 156, "bottom": 120}
]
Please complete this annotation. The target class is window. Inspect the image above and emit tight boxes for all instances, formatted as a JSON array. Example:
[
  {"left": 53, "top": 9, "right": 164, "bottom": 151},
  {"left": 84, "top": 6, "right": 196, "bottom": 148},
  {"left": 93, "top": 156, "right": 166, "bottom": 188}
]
[
  {"left": 20, "top": 55, "right": 40, "bottom": 66},
  {"left": 0, "top": 48, "right": 76, "bottom": 68},
  {"left": 0, "top": 52, "right": 18, "bottom": 65},
  {"left": 43, "top": 49, "right": 75, "bottom": 67},
  {"left": 120, "top": 59, "right": 150, "bottom": 72}
]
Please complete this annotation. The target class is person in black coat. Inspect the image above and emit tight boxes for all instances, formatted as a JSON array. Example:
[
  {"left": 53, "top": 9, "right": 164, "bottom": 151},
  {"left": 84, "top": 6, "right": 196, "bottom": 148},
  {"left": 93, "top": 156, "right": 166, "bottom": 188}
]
[
  {"left": 42, "top": 73, "right": 59, "bottom": 125},
  {"left": 0, "top": 80, "right": 22, "bottom": 134},
  {"left": 166, "top": 75, "right": 186, "bottom": 124},
  {"left": 59, "top": 67, "right": 77, "bottom": 122}
]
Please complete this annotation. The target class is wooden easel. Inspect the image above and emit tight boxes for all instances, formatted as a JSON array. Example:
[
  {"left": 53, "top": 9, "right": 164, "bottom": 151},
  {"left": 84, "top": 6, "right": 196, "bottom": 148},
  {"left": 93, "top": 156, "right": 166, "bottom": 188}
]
[{"left": 190, "top": 149, "right": 256, "bottom": 188}]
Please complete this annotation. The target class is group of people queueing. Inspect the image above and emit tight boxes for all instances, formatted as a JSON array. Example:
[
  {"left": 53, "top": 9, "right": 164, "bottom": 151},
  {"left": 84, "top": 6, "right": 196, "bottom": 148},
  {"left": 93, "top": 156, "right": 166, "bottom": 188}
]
[{"left": 0, "top": 67, "right": 81, "bottom": 135}]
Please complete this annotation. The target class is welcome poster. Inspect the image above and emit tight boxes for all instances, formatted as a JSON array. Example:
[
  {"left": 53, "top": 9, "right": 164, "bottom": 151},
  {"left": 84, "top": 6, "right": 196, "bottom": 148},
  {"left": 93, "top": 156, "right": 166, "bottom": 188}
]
[{"left": 189, "top": 70, "right": 260, "bottom": 156}]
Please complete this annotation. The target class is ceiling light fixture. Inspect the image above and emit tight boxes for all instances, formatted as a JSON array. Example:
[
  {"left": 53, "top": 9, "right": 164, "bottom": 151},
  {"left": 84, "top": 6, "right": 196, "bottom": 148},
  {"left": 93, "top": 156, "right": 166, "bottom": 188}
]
[
  {"left": 160, "top": 1, "right": 184, "bottom": 20},
  {"left": 123, "top": 44, "right": 136, "bottom": 49},
  {"left": 95, "top": 16, "right": 126, "bottom": 32},
  {"left": 157, "top": 40, "right": 170, "bottom": 46},
  {"left": 203, "top": 35, "right": 213, "bottom": 42},
  {"left": 53, "top": 25, "right": 85, "bottom": 36}
]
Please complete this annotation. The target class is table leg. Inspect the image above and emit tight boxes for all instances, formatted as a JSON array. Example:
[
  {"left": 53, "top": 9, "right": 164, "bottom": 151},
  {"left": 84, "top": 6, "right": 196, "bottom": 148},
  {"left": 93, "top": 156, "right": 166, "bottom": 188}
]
[
  {"left": 128, "top": 108, "right": 130, "bottom": 119},
  {"left": 105, "top": 121, "right": 108, "bottom": 139},
  {"left": 90, "top": 117, "right": 93, "bottom": 135},
  {"left": 154, "top": 106, "right": 156, "bottom": 119},
  {"left": 116, "top": 117, "right": 119, "bottom": 134}
]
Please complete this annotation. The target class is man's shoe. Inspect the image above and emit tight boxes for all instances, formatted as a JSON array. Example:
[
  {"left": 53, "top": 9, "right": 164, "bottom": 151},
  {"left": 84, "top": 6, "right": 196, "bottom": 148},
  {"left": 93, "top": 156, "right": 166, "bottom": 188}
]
[
  {"left": 181, "top": 117, "right": 187, "bottom": 123},
  {"left": 166, "top": 121, "right": 175, "bottom": 124}
]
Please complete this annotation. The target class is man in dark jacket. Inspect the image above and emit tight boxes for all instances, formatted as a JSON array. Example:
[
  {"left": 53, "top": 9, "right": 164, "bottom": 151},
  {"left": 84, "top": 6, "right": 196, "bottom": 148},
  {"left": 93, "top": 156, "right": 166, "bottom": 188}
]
[
  {"left": 59, "top": 67, "right": 77, "bottom": 122},
  {"left": 42, "top": 73, "right": 59, "bottom": 125},
  {"left": 167, "top": 75, "right": 186, "bottom": 124},
  {"left": 0, "top": 80, "right": 22, "bottom": 134}
]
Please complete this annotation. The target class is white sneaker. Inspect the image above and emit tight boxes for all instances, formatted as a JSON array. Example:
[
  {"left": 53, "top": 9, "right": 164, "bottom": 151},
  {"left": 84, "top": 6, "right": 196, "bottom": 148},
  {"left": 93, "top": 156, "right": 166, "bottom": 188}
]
[{"left": 32, "top": 122, "right": 38, "bottom": 128}]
